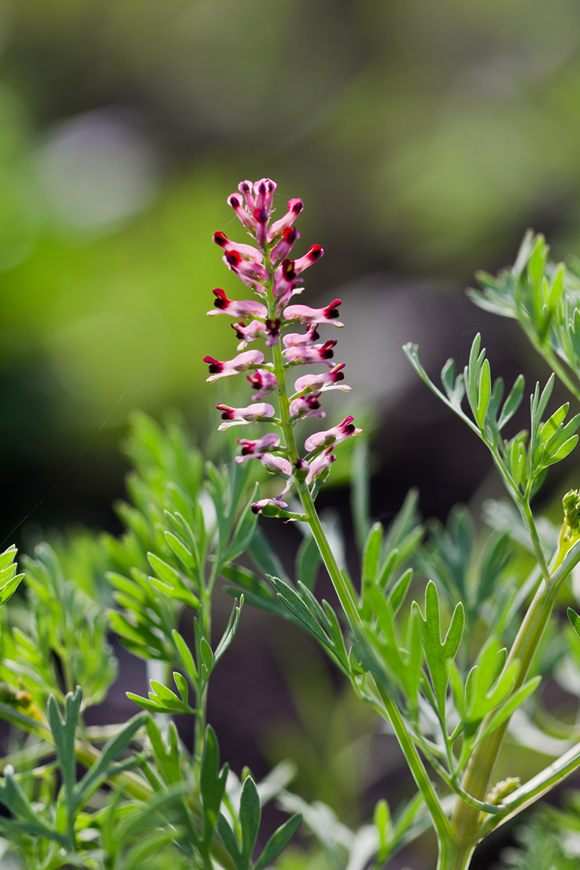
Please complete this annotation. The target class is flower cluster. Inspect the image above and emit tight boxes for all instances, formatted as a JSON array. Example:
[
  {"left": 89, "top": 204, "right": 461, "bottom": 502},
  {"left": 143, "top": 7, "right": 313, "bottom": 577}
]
[{"left": 204, "top": 178, "right": 361, "bottom": 514}]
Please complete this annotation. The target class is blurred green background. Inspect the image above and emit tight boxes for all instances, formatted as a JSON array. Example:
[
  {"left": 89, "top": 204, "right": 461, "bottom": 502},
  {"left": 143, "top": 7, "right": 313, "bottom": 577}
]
[{"left": 2, "top": 0, "right": 580, "bottom": 535}]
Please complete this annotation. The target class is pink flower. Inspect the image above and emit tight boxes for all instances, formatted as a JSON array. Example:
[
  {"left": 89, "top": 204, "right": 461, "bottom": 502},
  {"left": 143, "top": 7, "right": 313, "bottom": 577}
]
[
  {"left": 239, "top": 180, "right": 256, "bottom": 211},
  {"left": 283, "top": 325, "right": 320, "bottom": 348},
  {"left": 232, "top": 320, "right": 267, "bottom": 349},
  {"left": 305, "top": 448, "right": 336, "bottom": 485},
  {"left": 212, "top": 231, "right": 263, "bottom": 263},
  {"left": 247, "top": 369, "right": 278, "bottom": 399},
  {"left": 267, "top": 198, "right": 304, "bottom": 242},
  {"left": 204, "top": 350, "right": 264, "bottom": 382},
  {"left": 283, "top": 299, "right": 343, "bottom": 327},
  {"left": 293, "top": 363, "right": 350, "bottom": 396},
  {"left": 235, "top": 432, "right": 281, "bottom": 463},
  {"left": 216, "top": 402, "right": 276, "bottom": 430},
  {"left": 207, "top": 289, "right": 267, "bottom": 319},
  {"left": 304, "top": 416, "right": 362, "bottom": 453},
  {"left": 289, "top": 393, "right": 326, "bottom": 420},
  {"left": 290, "top": 245, "right": 324, "bottom": 276},
  {"left": 273, "top": 260, "right": 303, "bottom": 307},
  {"left": 271, "top": 227, "right": 300, "bottom": 267},
  {"left": 265, "top": 318, "right": 281, "bottom": 346},
  {"left": 251, "top": 498, "right": 289, "bottom": 515},
  {"left": 253, "top": 178, "right": 277, "bottom": 212},
  {"left": 223, "top": 251, "right": 269, "bottom": 287},
  {"left": 285, "top": 340, "right": 337, "bottom": 365},
  {"left": 227, "top": 193, "right": 257, "bottom": 231},
  {"left": 260, "top": 453, "right": 293, "bottom": 476}
]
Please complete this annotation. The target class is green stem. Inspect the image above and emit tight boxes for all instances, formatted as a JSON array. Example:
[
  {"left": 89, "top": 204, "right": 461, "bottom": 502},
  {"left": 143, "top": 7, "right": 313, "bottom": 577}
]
[
  {"left": 436, "top": 837, "right": 476, "bottom": 870},
  {"left": 450, "top": 572, "right": 560, "bottom": 840}
]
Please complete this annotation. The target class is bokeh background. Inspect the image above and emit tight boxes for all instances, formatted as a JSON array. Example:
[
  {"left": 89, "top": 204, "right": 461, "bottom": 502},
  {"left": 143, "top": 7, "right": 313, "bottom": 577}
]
[{"left": 3, "top": 0, "right": 580, "bottom": 866}]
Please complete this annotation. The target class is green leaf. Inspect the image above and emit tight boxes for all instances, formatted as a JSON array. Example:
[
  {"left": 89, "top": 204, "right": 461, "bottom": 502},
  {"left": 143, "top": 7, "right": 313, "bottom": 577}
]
[
  {"left": 217, "top": 813, "right": 241, "bottom": 866},
  {"left": 164, "top": 531, "right": 196, "bottom": 570},
  {"left": 214, "top": 597, "right": 243, "bottom": 663},
  {"left": 498, "top": 375, "right": 525, "bottom": 430},
  {"left": 47, "top": 688, "right": 82, "bottom": 825},
  {"left": 295, "top": 534, "right": 321, "bottom": 592},
  {"left": 568, "top": 607, "right": 580, "bottom": 639},
  {"left": 478, "top": 676, "right": 541, "bottom": 742},
  {"left": 239, "top": 775, "right": 261, "bottom": 866},
  {"left": 0, "top": 765, "right": 69, "bottom": 846},
  {"left": 254, "top": 813, "right": 302, "bottom": 870},
  {"left": 386, "top": 568, "right": 413, "bottom": 616},
  {"left": 413, "top": 581, "right": 464, "bottom": 714},
  {"left": 200, "top": 725, "right": 228, "bottom": 842},
  {"left": 172, "top": 629, "right": 198, "bottom": 683},
  {"left": 476, "top": 359, "right": 491, "bottom": 429},
  {"left": 362, "top": 523, "right": 383, "bottom": 583},
  {"left": 75, "top": 712, "right": 147, "bottom": 809},
  {"left": 249, "top": 527, "right": 291, "bottom": 584}
]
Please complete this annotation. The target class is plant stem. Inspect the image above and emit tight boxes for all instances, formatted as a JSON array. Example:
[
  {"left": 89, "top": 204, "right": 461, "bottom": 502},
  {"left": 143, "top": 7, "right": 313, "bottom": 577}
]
[
  {"left": 436, "top": 837, "right": 476, "bottom": 870},
  {"left": 450, "top": 572, "right": 560, "bottom": 840}
]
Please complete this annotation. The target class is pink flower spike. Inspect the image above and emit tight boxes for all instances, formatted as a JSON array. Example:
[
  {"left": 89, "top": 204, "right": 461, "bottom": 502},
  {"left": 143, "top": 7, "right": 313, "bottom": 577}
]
[
  {"left": 283, "top": 325, "right": 320, "bottom": 348},
  {"left": 271, "top": 227, "right": 300, "bottom": 266},
  {"left": 234, "top": 432, "right": 281, "bottom": 463},
  {"left": 224, "top": 251, "right": 269, "bottom": 286},
  {"left": 208, "top": 288, "right": 267, "bottom": 319},
  {"left": 232, "top": 320, "right": 267, "bottom": 350},
  {"left": 304, "top": 416, "right": 362, "bottom": 453},
  {"left": 291, "top": 245, "right": 324, "bottom": 276},
  {"left": 306, "top": 448, "right": 336, "bottom": 485},
  {"left": 238, "top": 180, "right": 256, "bottom": 212},
  {"left": 247, "top": 369, "right": 278, "bottom": 399},
  {"left": 285, "top": 340, "right": 337, "bottom": 365},
  {"left": 267, "top": 198, "right": 304, "bottom": 242},
  {"left": 216, "top": 402, "right": 275, "bottom": 430},
  {"left": 227, "top": 193, "right": 257, "bottom": 231},
  {"left": 212, "top": 231, "right": 263, "bottom": 263},
  {"left": 260, "top": 453, "right": 293, "bottom": 477},
  {"left": 289, "top": 393, "right": 326, "bottom": 420},
  {"left": 293, "top": 363, "right": 350, "bottom": 396},
  {"left": 283, "top": 299, "right": 343, "bottom": 327},
  {"left": 204, "top": 350, "right": 264, "bottom": 382},
  {"left": 251, "top": 497, "right": 289, "bottom": 515}
]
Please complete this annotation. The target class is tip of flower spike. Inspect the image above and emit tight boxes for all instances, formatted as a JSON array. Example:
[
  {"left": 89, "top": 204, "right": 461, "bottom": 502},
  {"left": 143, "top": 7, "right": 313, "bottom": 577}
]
[{"left": 227, "top": 194, "right": 242, "bottom": 208}]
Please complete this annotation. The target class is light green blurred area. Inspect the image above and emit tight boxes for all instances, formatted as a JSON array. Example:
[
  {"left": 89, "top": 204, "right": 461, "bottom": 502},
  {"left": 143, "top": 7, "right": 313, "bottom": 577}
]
[
  {"left": 0, "top": 160, "right": 247, "bottom": 428},
  {"left": 1, "top": 0, "right": 580, "bottom": 499}
]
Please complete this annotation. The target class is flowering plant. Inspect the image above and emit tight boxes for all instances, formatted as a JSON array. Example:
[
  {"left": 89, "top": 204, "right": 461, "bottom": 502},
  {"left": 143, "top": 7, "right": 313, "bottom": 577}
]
[
  {"left": 1, "top": 181, "right": 580, "bottom": 870},
  {"left": 205, "top": 180, "right": 580, "bottom": 870}
]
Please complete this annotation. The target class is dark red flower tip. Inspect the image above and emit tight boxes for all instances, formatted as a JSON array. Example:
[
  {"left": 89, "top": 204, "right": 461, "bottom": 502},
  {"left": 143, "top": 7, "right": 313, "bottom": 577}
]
[
  {"left": 324, "top": 299, "right": 342, "bottom": 318},
  {"left": 289, "top": 198, "right": 303, "bottom": 214},
  {"left": 225, "top": 251, "right": 241, "bottom": 266},
  {"left": 203, "top": 356, "right": 222, "bottom": 374},
  {"left": 231, "top": 322, "right": 245, "bottom": 339},
  {"left": 282, "top": 259, "right": 297, "bottom": 279},
  {"left": 213, "top": 231, "right": 228, "bottom": 248},
  {"left": 212, "top": 288, "right": 228, "bottom": 309},
  {"left": 227, "top": 194, "right": 241, "bottom": 208},
  {"left": 307, "top": 244, "right": 323, "bottom": 261},
  {"left": 320, "top": 340, "right": 337, "bottom": 359},
  {"left": 253, "top": 208, "right": 269, "bottom": 224},
  {"left": 283, "top": 226, "right": 299, "bottom": 244}
]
